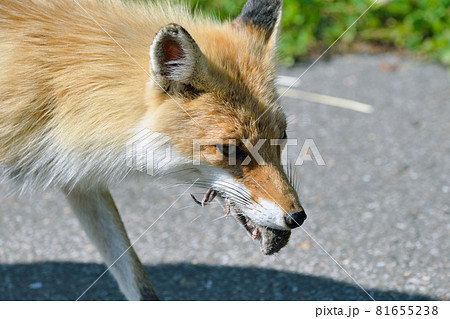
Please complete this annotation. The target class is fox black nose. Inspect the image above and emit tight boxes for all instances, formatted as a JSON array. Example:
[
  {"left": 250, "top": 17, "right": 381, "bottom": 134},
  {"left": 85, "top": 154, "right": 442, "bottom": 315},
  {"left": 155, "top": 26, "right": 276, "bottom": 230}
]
[{"left": 285, "top": 211, "right": 307, "bottom": 229}]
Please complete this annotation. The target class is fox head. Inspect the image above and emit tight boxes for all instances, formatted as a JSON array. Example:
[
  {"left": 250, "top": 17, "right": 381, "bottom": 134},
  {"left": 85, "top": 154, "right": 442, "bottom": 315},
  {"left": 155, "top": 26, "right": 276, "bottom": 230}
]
[{"left": 139, "top": 0, "right": 306, "bottom": 254}]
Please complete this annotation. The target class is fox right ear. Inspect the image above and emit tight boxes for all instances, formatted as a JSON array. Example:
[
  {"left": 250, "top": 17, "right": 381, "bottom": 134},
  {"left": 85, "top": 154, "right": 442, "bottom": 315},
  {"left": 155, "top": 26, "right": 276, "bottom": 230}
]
[
  {"left": 150, "top": 23, "right": 209, "bottom": 96},
  {"left": 233, "top": 0, "right": 282, "bottom": 48}
]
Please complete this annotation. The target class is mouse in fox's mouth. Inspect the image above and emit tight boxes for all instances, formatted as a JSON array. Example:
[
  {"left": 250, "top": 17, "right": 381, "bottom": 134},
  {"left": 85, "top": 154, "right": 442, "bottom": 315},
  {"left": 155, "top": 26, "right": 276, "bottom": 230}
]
[{"left": 191, "top": 188, "right": 292, "bottom": 255}]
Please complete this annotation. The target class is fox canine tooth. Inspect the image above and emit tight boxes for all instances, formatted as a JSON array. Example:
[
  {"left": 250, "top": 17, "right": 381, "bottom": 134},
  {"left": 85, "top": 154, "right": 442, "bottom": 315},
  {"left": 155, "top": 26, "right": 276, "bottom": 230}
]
[{"left": 252, "top": 228, "right": 261, "bottom": 240}]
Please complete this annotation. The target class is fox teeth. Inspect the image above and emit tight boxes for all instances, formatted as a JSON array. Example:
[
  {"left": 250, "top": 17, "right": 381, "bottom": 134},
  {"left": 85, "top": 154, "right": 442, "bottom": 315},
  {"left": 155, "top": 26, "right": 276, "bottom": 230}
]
[
  {"left": 225, "top": 200, "right": 231, "bottom": 216},
  {"left": 252, "top": 228, "right": 261, "bottom": 240}
]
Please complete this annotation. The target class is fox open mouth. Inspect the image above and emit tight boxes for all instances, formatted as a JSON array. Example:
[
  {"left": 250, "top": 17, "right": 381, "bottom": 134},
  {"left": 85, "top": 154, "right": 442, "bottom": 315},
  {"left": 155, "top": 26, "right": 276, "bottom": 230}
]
[
  {"left": 233, "top": 209, "right": 291, "bottom": 255},
  {"left": 191, "top": 188, "right": 291, "bottom": 255}
]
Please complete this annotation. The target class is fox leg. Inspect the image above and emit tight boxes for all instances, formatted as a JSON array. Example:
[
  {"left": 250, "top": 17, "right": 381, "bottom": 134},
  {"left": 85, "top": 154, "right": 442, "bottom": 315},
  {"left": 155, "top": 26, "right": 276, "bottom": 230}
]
[{"left": 64, "top": 187, "right": 158, "bottom": 301}]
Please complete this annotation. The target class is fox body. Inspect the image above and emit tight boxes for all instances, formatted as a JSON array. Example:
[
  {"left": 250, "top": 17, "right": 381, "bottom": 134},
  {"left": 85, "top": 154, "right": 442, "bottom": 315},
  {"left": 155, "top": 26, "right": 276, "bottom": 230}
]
[{"left": 0, "top": 0, "right": 306, "bottom": 300}]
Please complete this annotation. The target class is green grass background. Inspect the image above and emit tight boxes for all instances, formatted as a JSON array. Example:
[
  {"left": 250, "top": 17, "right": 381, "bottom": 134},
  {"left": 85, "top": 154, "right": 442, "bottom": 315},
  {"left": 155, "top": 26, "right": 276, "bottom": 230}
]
[{"left": 185, "top": 0, "right": 450, "bottom": 66}]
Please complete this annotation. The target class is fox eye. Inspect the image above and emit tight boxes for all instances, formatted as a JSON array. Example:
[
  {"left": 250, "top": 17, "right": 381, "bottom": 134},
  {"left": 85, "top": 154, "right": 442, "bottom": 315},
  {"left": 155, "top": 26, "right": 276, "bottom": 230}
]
[
  {"left": 216, "top": 144, "right": 247, "bottom": 161},
  {"left": 235, "top": 147, "right": 247, "bottom": 161},
  {"left": 279, "top": 130, "right": 287, "bottom": 149}
]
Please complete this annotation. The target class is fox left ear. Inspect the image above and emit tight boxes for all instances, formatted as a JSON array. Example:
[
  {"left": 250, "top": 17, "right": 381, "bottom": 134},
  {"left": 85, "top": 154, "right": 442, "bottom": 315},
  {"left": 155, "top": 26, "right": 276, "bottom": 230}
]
[
  {"left": 233, "top": 0, "right": 282, "bottom": 47},
  {"left": 150, "top": 23, "right": 209, "bottom": 96}
]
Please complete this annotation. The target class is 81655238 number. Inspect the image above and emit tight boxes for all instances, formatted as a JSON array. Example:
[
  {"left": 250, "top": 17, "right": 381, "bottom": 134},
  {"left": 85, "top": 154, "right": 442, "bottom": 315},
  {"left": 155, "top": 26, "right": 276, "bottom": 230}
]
[{"left": 376, "top": 305, "right": 438, "bottom": 316}]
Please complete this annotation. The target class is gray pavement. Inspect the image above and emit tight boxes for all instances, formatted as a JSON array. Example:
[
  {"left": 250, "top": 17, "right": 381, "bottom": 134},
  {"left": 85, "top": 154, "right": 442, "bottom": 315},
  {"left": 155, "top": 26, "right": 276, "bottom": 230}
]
[{"left": 0, "top": 54, "right": 449, "bottom": 300}]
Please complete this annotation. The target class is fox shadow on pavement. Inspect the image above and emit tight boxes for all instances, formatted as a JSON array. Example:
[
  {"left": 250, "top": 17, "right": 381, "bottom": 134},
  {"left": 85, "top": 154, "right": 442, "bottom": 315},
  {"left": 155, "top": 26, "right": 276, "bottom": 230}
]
[{"left": 0, "top": 262, "right": 433, "bottom": 301}]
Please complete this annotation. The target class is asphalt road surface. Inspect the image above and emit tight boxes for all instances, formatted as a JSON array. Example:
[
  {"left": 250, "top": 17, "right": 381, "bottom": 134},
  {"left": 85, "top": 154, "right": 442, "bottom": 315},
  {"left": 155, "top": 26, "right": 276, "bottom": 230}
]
[{"left": 0, "top": 54, "right": 449, "bottom": 301}]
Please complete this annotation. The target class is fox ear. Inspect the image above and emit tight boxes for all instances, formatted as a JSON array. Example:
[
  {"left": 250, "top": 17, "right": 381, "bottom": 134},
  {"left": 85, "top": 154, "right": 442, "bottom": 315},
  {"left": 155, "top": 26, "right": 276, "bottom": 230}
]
[
  {"left": 150, "top": 23, "right": 209, "bottom": 95},
  {"left": 233, "top": 0, "right": 282, "bottom": 46}
]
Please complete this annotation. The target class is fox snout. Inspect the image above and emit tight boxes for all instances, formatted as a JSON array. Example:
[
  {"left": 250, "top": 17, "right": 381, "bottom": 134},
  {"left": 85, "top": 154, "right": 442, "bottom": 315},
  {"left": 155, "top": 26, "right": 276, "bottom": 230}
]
[
  {"left": 243, "top": 182, "right": 305, "bottom": 231},
  {"left": 198, "top": 158, "right": 305, "bottom": 254}
]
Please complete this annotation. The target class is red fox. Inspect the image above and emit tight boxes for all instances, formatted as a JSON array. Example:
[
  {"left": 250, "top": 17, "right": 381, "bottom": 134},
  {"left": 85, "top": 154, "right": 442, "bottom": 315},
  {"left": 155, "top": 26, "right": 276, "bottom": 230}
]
[{"left": 0, "top": 0, "right": 306, "bottom": 300}]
